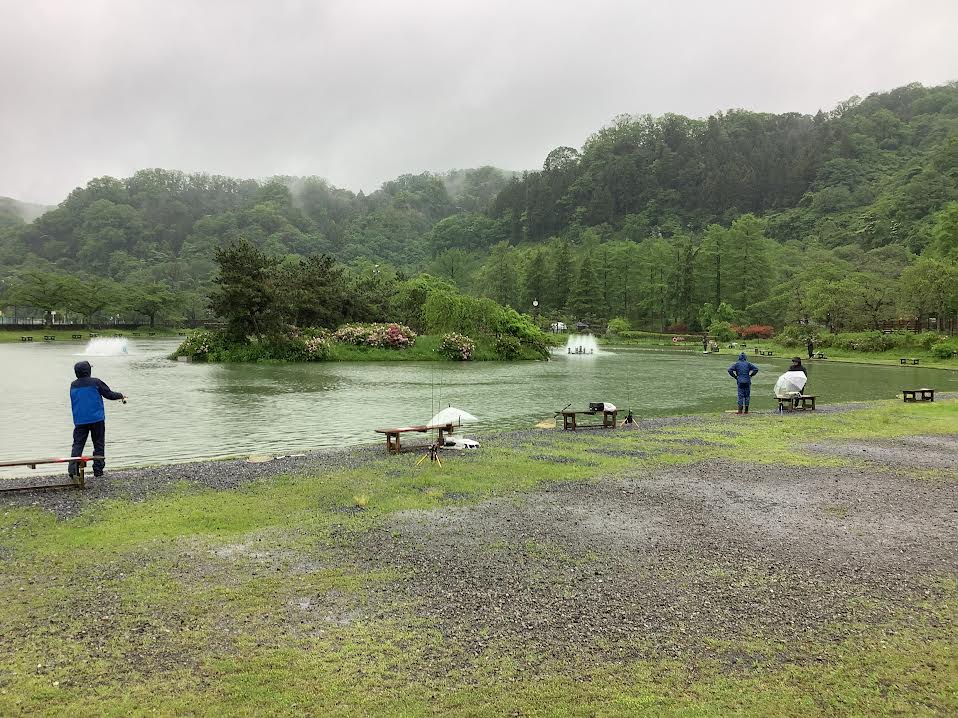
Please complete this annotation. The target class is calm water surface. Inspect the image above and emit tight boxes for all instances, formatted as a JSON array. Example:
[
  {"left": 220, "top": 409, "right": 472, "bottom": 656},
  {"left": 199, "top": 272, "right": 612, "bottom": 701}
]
[{"left": 1, "top": 339, "right": 955, "bottom": 476}]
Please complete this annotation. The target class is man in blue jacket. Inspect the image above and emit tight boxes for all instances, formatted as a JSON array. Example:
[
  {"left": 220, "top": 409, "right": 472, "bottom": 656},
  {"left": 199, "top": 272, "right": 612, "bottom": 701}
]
[
  {"left": 727, "top": 352, "right": 759, "bottom": 414},
  {"left": 69, "top": 361, "right": 126, "bottom": 478}
]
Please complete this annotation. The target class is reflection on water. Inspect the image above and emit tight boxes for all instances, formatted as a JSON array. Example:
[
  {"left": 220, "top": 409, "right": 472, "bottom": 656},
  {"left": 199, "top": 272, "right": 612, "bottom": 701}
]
[{"left": 1, "top": 339, "right": 955, "bottom": 476}]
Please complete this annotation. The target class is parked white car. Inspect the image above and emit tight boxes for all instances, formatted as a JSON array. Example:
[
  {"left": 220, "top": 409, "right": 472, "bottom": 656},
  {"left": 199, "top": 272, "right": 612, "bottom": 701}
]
[{"left": 442, "top": 436, "right": 481, "bottom": 450}]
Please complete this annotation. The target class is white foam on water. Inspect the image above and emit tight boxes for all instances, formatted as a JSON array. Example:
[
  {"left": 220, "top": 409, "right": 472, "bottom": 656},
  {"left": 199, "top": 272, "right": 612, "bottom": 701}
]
[
  {"left": 558, "top": 334, "right": 599, "bottom": 356},
  {"left": 82, "top": 337, "right": 130, "bottom": 356}
]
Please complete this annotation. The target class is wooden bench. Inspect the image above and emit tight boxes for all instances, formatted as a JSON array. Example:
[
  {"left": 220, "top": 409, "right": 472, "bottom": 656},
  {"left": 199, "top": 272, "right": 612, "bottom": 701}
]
[
  {"left": 89, "top": 333, "right": 99, "bottom": 337},
  {"left": 20, "top": 336, "right": 34, "bottom": 342},
  {"left": 559, "top": 409, "right": 618, "bottom": 430},
  {"left": 43, "top": 335, "right": 56, "bottom": 341},
  {"left": 899, "top": 358, "right": 919, "bottom": 365},
  {"left": 375, "top": 423, "right": 455, "bottom": 454},
  {"left": 814, "top": 352, "right": 827, "bottom": 359},
  {"left": 777, "top": 395, "right": 816, "bottom": 412},
  {"left": 902, "top": 388, "right": 934, "bottom": 402},
  {"left": 72, "top": 334, "right": 83, "bottom": 339},
  {"left": 0, "top": 455, "right": 104, "bottom": 492}
]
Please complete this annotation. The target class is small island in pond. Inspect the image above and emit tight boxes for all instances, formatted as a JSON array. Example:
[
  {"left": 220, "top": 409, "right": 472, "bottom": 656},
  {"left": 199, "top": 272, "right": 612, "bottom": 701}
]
[{"left": 171, "top": 240, "right": 549, "bottom": 363}]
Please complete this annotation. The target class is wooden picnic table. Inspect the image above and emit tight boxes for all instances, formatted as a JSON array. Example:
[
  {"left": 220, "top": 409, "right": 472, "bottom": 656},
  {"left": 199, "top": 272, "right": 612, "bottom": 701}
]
[
  {"left": 559, "top": 409, "right": 618, "bottom": 431},
  {"left": 0, "top": 455, "right": 104, "bottom": 491},
  {"left": 375, "top": 423, "right": 455, "bottom": 454},
  {"left": 902, "top": 388, "right": 934, "bottom": 402}
]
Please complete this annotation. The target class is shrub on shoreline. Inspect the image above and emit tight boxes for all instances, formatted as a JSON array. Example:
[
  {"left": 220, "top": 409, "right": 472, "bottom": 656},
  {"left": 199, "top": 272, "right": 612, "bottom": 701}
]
[{"left": 438, "top": 333, "right": 475, "bottom": 360}]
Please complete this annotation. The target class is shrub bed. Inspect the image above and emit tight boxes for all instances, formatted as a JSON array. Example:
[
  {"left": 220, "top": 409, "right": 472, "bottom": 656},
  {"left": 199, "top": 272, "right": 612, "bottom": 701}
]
[{"left": 438, "top": 333, "right": 475, "bottom": 361}]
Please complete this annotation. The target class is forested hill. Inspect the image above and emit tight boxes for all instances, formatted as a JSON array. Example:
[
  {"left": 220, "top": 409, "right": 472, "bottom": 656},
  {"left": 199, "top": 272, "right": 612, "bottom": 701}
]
[
  {"left": 0, "top": 166, "right": 515, "bottom": 283},
  {"left": 491, "top": 81, "right": 958, "bottom": 250},
  {"left": 1, "top": 82, "right": 957, "bottom": 332},
  {"left": 0, "top": 197, "right": 52, "bottom": 227}
]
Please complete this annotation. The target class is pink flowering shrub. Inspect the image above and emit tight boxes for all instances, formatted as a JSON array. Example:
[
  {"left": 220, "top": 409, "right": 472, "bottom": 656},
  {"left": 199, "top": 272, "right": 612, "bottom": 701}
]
[
  {"left": 334, "top": 323, "right": 417, "bottom": 349},
  {"left": 438, "top": 333, "right": 475, "bottom": 360}
]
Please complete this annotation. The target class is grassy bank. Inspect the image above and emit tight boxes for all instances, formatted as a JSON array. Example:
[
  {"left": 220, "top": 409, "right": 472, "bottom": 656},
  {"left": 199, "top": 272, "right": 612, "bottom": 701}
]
[
  {"left": 743, "top": 340, "right": 958, "bottom": 369},
  {"left": 0, "top": 399, "right": 955, "bottom": 716},
  {"left": 0, "top": 328, "right": 181, "bottom": 343},
  {"left": 599, "top": 333, "right": 958, "bottom": 369}
]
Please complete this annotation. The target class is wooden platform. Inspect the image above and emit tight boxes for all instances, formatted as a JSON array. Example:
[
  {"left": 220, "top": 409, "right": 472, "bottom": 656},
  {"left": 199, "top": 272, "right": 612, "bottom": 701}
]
[
  {"left": 902, "top": 388, "right": 934, "bottom": 402},
  {"left": 375, "top": 423, "right": 455, "bottom": 454}
]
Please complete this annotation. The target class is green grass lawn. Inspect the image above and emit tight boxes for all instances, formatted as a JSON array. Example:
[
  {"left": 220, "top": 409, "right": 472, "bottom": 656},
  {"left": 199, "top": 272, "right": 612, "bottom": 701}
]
[{"left": 0, "top": 400, "right": 955, "bottom": 716}]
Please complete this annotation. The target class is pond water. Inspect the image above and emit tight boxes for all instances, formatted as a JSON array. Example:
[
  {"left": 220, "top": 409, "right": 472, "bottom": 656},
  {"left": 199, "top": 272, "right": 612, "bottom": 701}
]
[{"left": 1, "top": 339, "right": 955, "bottom": 476}]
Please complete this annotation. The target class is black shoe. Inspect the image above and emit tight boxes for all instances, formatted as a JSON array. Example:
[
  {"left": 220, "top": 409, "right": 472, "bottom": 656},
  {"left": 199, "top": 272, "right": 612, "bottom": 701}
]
[{"left": 93, "top": 472, "right": 104, "bottom": 478}]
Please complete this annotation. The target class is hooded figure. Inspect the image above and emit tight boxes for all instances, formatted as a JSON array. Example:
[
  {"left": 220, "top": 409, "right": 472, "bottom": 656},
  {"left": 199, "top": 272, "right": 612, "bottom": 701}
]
[
  {"left": 727, "top": 352, "right": 759, "bottom": 414},
  {"left": 69, "top": 360, "right": 125, "bottom": 478}
]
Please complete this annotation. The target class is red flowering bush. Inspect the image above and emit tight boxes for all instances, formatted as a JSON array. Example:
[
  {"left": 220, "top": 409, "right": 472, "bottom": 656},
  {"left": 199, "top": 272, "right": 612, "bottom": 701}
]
[{"left": 732, "top": 324, "right": 775, "bottom": 339}]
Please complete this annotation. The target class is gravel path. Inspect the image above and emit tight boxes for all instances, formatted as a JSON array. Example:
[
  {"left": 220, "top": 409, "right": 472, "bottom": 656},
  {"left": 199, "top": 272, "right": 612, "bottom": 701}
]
[{"left": 0, "top": 444, "right": 385, "bottom": 519}]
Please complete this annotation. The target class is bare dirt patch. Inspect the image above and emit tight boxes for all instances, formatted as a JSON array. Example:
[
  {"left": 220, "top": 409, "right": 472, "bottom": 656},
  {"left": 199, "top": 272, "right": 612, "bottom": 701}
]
[
  {"left": 355, "top": 458, "right": 958, "bottom": 667},
  {"left": 804, "top": 434, "right": 958, "bottom": 470}
]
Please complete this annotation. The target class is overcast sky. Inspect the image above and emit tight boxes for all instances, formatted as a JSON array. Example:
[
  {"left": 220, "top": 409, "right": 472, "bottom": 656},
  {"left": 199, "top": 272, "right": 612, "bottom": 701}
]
[{"left": 2, "top": 0, "right": 957, "bottom": 204}]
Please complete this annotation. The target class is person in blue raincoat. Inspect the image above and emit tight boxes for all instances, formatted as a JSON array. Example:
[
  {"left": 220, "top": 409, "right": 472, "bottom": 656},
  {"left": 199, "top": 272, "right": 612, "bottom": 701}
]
[
  {"left": 68, "top": 360, "right": 126, "bottom": 478},
  {"left": 727, "top": 352, "right": 759, "bottom": 414}
]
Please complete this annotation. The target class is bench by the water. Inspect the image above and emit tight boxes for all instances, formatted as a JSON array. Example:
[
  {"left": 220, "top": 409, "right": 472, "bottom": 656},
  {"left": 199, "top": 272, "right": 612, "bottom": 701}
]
[
  {"left": 43, "top": 335, "right": 56, "bottom": 341},
  {"left": 902, "top": 388, "right": 934, "bottom": 402},
  {"left": 899, "top": 358, "right": 920, "bottom": 365},
  {"left": 0, "top": 455, "right": 103, "bottom": 492},
  {"left": 20, "top": 336, "right": 33, "bottom": 342},
  {"left": 814, "top": 352, "right": 827, "bottom": 359},
  {"left": 559, "top": 409, "right": 618, "bottom": 430},
  {"left": 757, "top": 350, "right": 774, "bottom": 356},
  {"left": 375, "top": 423, "right": 455, "bottom": 454},
  {"left": 777, "top": 395, "right": 816, "bottom": 412},
  {"left": 72, "top": 334, "right": 83, "bottom": 339}
]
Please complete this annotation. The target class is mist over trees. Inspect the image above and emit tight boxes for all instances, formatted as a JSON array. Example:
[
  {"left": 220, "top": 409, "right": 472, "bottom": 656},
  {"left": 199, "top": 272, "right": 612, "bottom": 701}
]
[{"left": 1, "top": 82, "right": 957, "bottom": 332}]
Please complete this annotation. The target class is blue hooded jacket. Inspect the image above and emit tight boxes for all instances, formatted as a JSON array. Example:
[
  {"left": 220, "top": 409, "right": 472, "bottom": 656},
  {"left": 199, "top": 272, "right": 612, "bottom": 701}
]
[
  {"left": 70, "top": 361, "right": 124, "bottom": 425},
  {"left": 727, "top": 352, "right": 759, "bottom": 385}
]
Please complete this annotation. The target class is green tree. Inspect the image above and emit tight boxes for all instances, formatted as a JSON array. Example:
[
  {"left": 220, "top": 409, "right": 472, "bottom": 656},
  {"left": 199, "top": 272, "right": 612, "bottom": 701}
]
[
  {"left": 124, "top": 282, "right": 178, "bottom": 328},
  {"left": 8, "top": 271, "right": 69, "bottom": 326},
  {"left": 570, "top": 254, "right": 602, "bottom": 318},
  {"left": 477, "top": 242, "right": 519, "bottom": 308},
  {"left": 65, "top": 277, "right": 117, "bottom": 325},
  {"left": 427, "top": 248, "right": 478, "bottom": 290},
  {"left": 274, "top": 254, "right": 348, "bottom": 329},
  {"left": 550, "top": 241, "right": 574, "bottom": 310},
  {"left": 209, "top": 240, "right": 281, "bottom": 341}
]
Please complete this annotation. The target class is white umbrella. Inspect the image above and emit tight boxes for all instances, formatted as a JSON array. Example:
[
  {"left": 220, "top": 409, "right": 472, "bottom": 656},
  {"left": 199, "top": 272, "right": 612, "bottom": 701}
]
[
  {"left": 428, "top": 406, "right": 478, "bottom": 428},
  {"left": 774, "top": 370, "right": 808, "bottom": 398}
]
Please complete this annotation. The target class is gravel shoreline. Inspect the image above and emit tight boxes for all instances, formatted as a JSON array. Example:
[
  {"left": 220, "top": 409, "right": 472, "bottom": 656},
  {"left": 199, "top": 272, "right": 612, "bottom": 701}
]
[{"left": 2, "top": 395, "right": 954, "bottom": 521}]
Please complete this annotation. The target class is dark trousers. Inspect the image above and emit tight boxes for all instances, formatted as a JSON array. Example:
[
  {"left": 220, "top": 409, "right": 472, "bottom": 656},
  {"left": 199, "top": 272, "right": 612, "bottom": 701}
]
[
  {"left": 737, "top": 382, "right": 751, "bottom": 408},
  {"left": 69, "top": 421, "right": 105, "bottom": 476}
]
